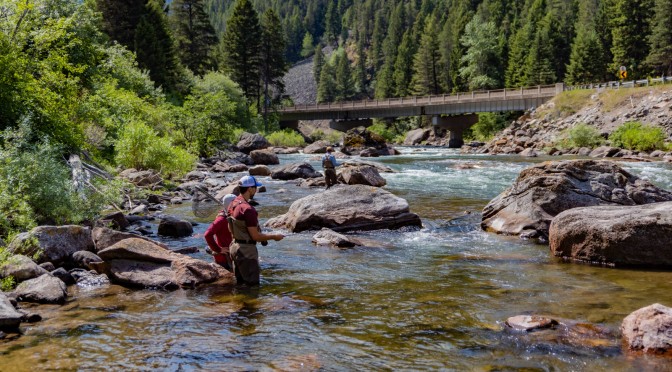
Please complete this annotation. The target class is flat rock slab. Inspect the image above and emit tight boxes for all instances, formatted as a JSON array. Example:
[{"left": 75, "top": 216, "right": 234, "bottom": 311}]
[
  {"left": 312, "top": 228, "right": 361, "bottom": 248},
  {"left": 506, "top": 315, "right": 558, "bottom": 331},
  {"left": 266, "top": 184, "right": 422, "bottom": 233},
  {"left": 550, "top": 201, "right": 672, "bottom": 267},
  {"left": 621, "top": 303, "right": 672, "bottom": 354}
]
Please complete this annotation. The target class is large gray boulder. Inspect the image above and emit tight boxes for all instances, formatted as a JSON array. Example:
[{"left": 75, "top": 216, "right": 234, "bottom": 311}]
[
  {"left": 250, "top": 149, "right": 279, "bottom": 165},
  {"left": 0, "top": 293, "right": 22, "bottom": 330},
  {"left": 212, "top": 160, "right": 248, "bottom": 173},
  {"left": 303, "top": 140, "right": 330, "bottom": 154},
  {"left": 236, "top": 132, "right": 270, "bottom": 154},
  {"left": 549, "top": 201, "right": 672, "bottom": 267},
  {"left": 271, "top": 162, "right": 322, "bottom": 180},
  {"left": 8, "top": 226, "right": 95, "bottom": 265},
  {"left": 13, "top": 274, "right": 68, "bottom": 304},
  {"left": 157, "top": 218, "right": 193, "bottom": 238},
  {"left": 403, "top": 128, "right": 431, "bottom": 146},
  {"left": 266, "top": 184, "right": 422, "bottom": 233},
  {"left": 0, "top": 255, "right": 47, "bottom": 283},
  {"left": 621, "top": 303, "right": 672, "bottom": 354},
  {"left": 92, "top": 227, "right": 169, "bottom": 252},
  {"left": 481, "top": 160, "right": 672, "bottom": 239},
  {"left": 94, "top": 238, "right": 233, "bottom": 289},
  {"left": 337, "top": 164, "right": 387, "bottom": 187}
]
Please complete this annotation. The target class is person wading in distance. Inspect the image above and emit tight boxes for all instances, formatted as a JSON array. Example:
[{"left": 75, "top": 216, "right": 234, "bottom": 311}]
[
  {"left": 322, "top": 146, "right": 340, "bottom": 189},
  {"left": 227, "top": 176, "right": 284, "bottom": 286}
]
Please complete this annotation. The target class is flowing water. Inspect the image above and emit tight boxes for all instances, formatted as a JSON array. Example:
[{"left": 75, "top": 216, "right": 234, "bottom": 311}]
[{"left": 3, "top": 148, "right": 672, "bottom": 371}]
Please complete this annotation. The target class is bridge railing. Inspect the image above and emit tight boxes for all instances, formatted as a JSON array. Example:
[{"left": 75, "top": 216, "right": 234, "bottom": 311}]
[
  {"left": 565, "top": 76, "right": 672, "bottom": 91},
  {"left": 279, "top": 84, "right": 559, "bottom": 112}
]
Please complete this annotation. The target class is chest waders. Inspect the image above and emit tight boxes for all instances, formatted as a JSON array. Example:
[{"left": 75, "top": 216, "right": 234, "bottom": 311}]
[{"left": 227, "top": 203, "right": 261, "bottom": 285}]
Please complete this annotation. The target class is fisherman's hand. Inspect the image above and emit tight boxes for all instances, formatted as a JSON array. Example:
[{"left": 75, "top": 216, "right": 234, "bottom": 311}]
[{"left": 273, "top": 234, "right": 285, "bottom": 241}]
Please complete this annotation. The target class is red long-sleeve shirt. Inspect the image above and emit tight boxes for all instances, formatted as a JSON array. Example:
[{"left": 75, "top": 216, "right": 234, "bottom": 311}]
[{"left": 204, "top": 212, "right": 232, "bottom": 254}]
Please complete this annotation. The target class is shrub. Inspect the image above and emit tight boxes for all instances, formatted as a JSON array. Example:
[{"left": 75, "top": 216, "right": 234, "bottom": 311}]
[
  {"left": 266, "top": 129, "right": 306, "bottom": 147},
  {"left": 470, "top": 113, "right": 509, "bottom": 141},
  {"left": 368, "top": 122, "right": 396, "bottom": 142},
  {"left": 609, "top": 121, "right": 666, "bottom": 152},
  {"left": 558, "top": 123, "right": 604, "bottom": 149},
  {"left": 310, "top": 129, "right": 342, "bottom": 144},
  {"left": 115, "top": 121, "right": 196, "bottom": 177}
]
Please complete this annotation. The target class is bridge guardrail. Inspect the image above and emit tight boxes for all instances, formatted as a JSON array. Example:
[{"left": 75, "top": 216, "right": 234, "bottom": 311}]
[
  {"left": 565, "top": 76, "right": 672, "bottom": 91},
  {"left": 279, "top": 84, "right": 560, "bottom": 113}
]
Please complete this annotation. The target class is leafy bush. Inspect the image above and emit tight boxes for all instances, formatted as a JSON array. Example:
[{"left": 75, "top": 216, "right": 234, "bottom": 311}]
[
  {"left": 310, "top": 129, "right": 342, "bottom": 144},
  {"left": 609, "top": 121, "right": 666, "bottom": 152},
  {"left": 0, "top": 126, "right": 123, "bottom": 238},
  {"left": 115, "top": 121, "right": 196, "bottom": 177},
  {"left": 266, "top": 129, "right": 306, "bottom": 147},
  {"left": 558, "top": 123, "right": 604, "bottom": 149},
  {"left": 470, "top": 113, "right": 509, "bottom": 141},
  {"left": 368, "top": 122, "right": 396, "bottom": 143}
]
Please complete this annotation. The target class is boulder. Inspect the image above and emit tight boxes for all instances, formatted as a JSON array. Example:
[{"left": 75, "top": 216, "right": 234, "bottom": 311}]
[
  {"left": 236, "top": 132, "right": 270, "bottom": 154},
  {"left": 505, "top": 315, "right": 558, "bottom": 331},
  {"left": 303, "top": 140, "right": 330, "bottom": 154},
  {"left": 312, "top": 228, "right": 361, "bottom": 248},
  {"left": 272, "top": 147, "right": 300, "bottom": 154},
  {"left": 588, "top": 146, "right": 620, "bottom": 158},
  {"left": 39, "top": 262, "right": 55, "bottom": 272},
  {"left": 359, "top": 147, "right": 380, "bottom": 157},
  {"left": 212, "top": 160, "right": 248, "bottom": 173},
  {"left": 0, "top": 293, "right": 22, "bottom": 331},
  {"left": 13, "top": 274, "right": 67, "bottom": 304},
  {"left": 403, "top": 128, "right": 430, "bottom": 145},
  {"left": 250, "top": 149, "right": 279, "bottom": 165},
  {"left": 214, "top": 184, "right": 240, "bottom": 201},
  {"left": 344, "top": 159, "right": 395, "bottom": 173},
  {"left": 266, "top": 185, "right": 422, "bottom": 233},
  {"left": 185, "top": 170, "right": 207, "bottom": 180},
  {"left": 297, "top": 177, "right": 326, "bottom": 188},
  {"left": 123, "top": 170, "right": 162, "bottom": 187},
  {"left": 518, "top": 148, "right": 538, "bottom": 157},
  {"left": 271, "top": 162, "right": 322, "bottom": 180},
  {"left": 341, "top": 128, "right": 388, "bottom": 155},
  {"left": 72, "top": 251, "right": 103, "bottom": 270},
  {"left": 549, "top": 201, "right": 672, "bottom": 267},
  {"left": 337, "top": 164, "right": 387, "bottom": 187},
  {"left": 50, "top": 267, "right": 75, "bottom": 286},
  {"left": 92, "top": 227, "right": 169, "bottom": 252},
  {"left": 157, "top": 218, "right": 194, "bottom": 238},
  {"left": 481, "top": 160, "right": 672, "bottom": 239},
  {"left": 8, "top": 225, "right": 95, "bottom": 265},
  {"left": 621, "top": 303, "right": 672, "bottom": 354},
  {"left": 69, "top": 269, "right": 110, "bottom": 288},
  {"left": 98, "top": 212, "right": 130, "bottom": 230},
  {"left": 0, "top": 255, "right": 48, "bottom": 283},
  {"left": 577, "top": 147, "right": 592, "bottom": 156},
  {"left": 94, "top": 238, "right": 233, "bottom": 289},
  {"left": 249, "top": 165, "right": 271, "bottom": 176}
]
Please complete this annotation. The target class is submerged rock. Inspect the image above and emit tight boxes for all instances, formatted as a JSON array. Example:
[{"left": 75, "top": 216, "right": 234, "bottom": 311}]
[
  {"left": 481, "top": 160, "right": 672, "bottom": 239},
  {"left": 506, "top": 315, "right": 558, "bottom": 331},
  {"left": 265, "top": 184, "right": 422, "bottom": 233},
  {"left": 8, "top": 225, "right": 95, "bottom": 265},
  {"left": 271, "top": 162, "right": 322, "bottom": 180},
  {"left": 621, "top": 303, "right": 672, "bottom": 354},
  {"left": 312, "top": 228, "right": 361, "bottom": 248},
  {"left": 549, "top": 201, "right": 672, "bottom": 267}
]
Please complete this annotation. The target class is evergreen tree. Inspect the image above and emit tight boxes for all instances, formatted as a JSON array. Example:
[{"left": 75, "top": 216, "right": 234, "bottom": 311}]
[
  {"left": 610, "top": 0, "right": 654, "bottom": 79},
  {"left": 317, "top": 62, "right": 336, "bottom": 103},
  {"left": 355, "top": 30, "right": 368, "bottom": 94},
  {"left": 220, "top": 0, "right": 261, "bottom": 102},
  {"left": 260, "top": 8, "right": 287, "bottom": 130},
  {"left": 566, "top": 0, "right": 607, "bottom": 84},
  {"left": 522, "top": 14, "right": 557, "bottom": 85},
  {"left": 393, "top": 29, "right": 416, "bottom": 97},
  {"left": 459, "top": 15, "right": 501, "bottom": 90},
  {"left": 95, "top": 0, "right": 144, "bottom": 49},
  {"left": 505, "top": 0, "right": 547, "bottom": 87},
  {"left": 645, "top": 0, "right": 672, "bottom": 76},
  {"left": 135, "top": 0, "right": 185, "bottom": 96},
  {"left": 324, "top": 0, "right": 341, "bottom": 43},
  {"left": 313, "top": 45, "right": 325, "bottom": 86},
  {"left": 335, "top": 51, "right": 355, "bottom": 101},
  {"left": 369, "top": 11, "right": 386, "bottom": 73},
  {"left": 301, "top": 32, "right": 314, "bottom": 58},
  {"left": 411, "top": 17, "right": 441, "bottom": 95},
  {"left": 169, "top": 0, "right": 219, "bottom": 76}
]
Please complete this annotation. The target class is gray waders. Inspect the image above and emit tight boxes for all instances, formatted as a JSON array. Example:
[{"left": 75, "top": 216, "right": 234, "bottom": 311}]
[{"left": 227, "top": 217, "right": 260, "bottom": 285}]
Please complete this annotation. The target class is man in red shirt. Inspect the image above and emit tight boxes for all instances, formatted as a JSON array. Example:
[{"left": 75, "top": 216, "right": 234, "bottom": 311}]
[
  {"left": 227, "top": 175, "right": 284, "bottom": 286},
  {"left": 204, "top": 194, "right": 237, "bottom": 271}
]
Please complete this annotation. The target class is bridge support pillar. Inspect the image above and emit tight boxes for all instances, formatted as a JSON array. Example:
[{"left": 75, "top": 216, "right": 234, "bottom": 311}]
[{"left": 431, "top": 114, "right": 479, "bottom": 148}]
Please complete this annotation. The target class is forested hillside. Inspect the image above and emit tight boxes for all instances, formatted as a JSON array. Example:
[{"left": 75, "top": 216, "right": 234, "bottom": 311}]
[{"left": 206, "top": 0, "right": 672, "bottom": 103}]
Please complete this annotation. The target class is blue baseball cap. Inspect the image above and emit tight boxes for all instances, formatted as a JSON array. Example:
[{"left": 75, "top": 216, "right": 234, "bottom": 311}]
[{"left": 239, "top": 175, "right": 263, "bottom": 188}]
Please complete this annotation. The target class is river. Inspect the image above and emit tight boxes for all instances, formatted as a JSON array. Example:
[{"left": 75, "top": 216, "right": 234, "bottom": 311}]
[{"left": 2, "top": 148, "right": 672, "bottom": 371}]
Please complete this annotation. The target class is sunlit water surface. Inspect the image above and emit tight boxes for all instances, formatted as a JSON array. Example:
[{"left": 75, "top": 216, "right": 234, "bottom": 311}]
[{"left": 2, "top": 148, "right": 672, "bottom": 371}]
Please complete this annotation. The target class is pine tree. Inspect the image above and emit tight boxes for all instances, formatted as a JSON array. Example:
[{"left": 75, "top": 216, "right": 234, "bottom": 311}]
[
  {"left": 645, "top": 0, "right": 672, "bottom": 76},
  {"left": 355, "top": 30, "right": 368, "bottom": 94},
  {"left": 220, "top": 0, "right": 261, "bottom": 102},
  {"left": 169, "top": 0, "right": 219, "bottom": 76},
  {"left": 300, "top": 32, "right": 314, "bottom": 58},
  {"left": 313, "top": 45, "right": 325, "bottom": 86},
  {"left": 566, "top": 0, "right": 607, "bottom": 84},
  {"left": 522, "top": 15, "right": 557, "bottom": 85},
  {"left": 135, "top": 0, "right": 185, "bottom": 96},
  {"left": 411, "top": 17, "right": 441, "bottom": 95},
  {"left": 459, "top": 15, "right": 501, "bottom": 90},
  {"left": 335, "top": 51, "right": 355, "bottom": 101},
  {"left": 324, "top": 1, "right": 341, "bottom": 43},
  {"left": 317, "top": 62, "right": 336, "bottom": 103},
  {"left": 393, "top": 29, "right": 416, "bottom": 97},
  {"left": 610, "top": 0, "right": 655, "bottom": 79},
  {"left": 95, "top": 0, "right": 144, "bottom": 49},
  {"left": 505, "top": 0, "right": 547, "bottom": 87},
  {"left": 260, "top": 8, "right": 287, "bottom": 130}
]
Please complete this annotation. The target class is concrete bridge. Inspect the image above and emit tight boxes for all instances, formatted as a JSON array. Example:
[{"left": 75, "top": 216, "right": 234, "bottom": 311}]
[{"left": 278, "top": 83, "right": 565, "bottom": 147}]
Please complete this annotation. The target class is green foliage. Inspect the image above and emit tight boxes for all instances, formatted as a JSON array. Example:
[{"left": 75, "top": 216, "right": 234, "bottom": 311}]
[
  {"left": 309, "top": 129, "right": 342, "bottom": 144},
  {"left": 266, "top": 129, "right": 306, "bottom": 147},
  {"left": 609, "top": 121, "right": 666, "bottom": 151},
  {"left": 459, "top": 15, "right": 501, "bottom": 90},
  {"left": 411, "top": 17, "right": 441, "bottom": 95},
  {"left": 557, "top": 123, "right": 604, "bottom": 149},
  {"left": 645, "top": 0, "right": 672, "bottom": 76},
  {"left": 610, "top": 0, "right": 654, "bottom": 80},
  {"left": 0, "top": 125, "right": 123, "bottom": 237},
  {"left": 169, "top": 0, "right": 219, "bottom": 76},
  {"left": 367, "top": 122, "right": 396, "bottom": 143},
  {"left": 470, "top": 113, "right": 509, "bottom": 142},
  {"left": 301, "top": 32, "right": 314, "bottom": 58},
  {"left": 115, "top": 121, "right": 196, "bottom": 177}
]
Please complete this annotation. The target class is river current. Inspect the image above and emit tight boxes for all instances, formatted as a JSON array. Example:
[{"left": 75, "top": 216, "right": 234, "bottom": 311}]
[{"left": 2, "top": 147, "right": 672, "bottom": 371}]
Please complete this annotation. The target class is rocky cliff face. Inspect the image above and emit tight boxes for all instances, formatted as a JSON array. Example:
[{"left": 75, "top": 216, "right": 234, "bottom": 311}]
[{"left": 477, "top": 86, "right": 672, "bottom": 155}]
